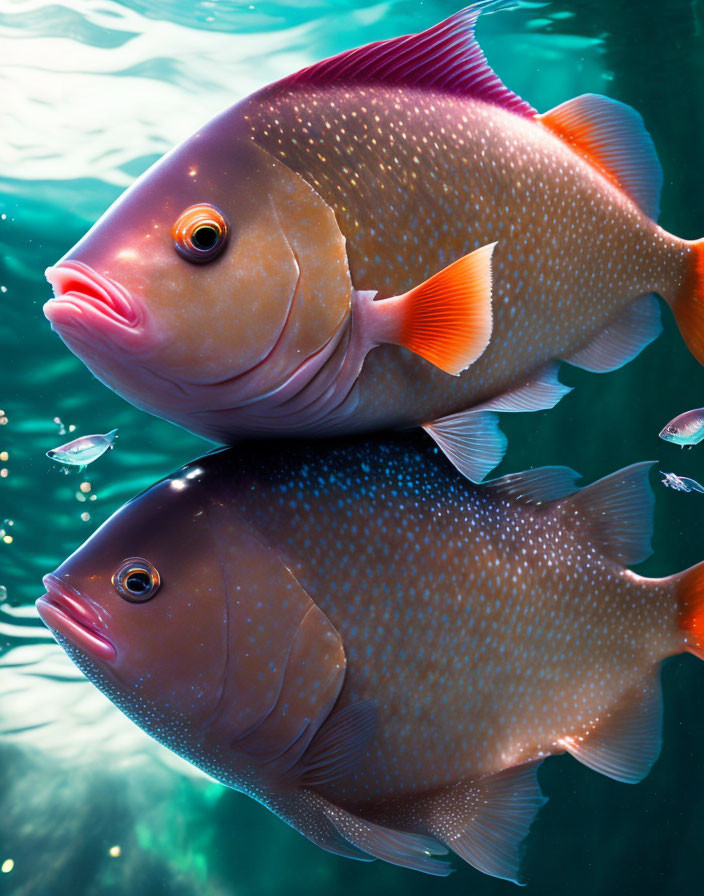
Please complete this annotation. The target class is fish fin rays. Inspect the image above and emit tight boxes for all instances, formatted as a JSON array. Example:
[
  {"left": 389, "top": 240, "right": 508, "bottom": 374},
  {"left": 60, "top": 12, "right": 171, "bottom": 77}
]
[
  {"left": 275, "top": 3, "right": 535, "bottom": 117},
  {"left": 296, "top": 763, "right": 547, "bottom": 880},
  {"left": 486, "top": 466, "right": 581, "bottom": 504},
  {"left": 394, "top": 242, "right": 495, "bottom": 375},
  {"left": 476, "top": 362, "right": 571, "bottom": 412},
  {"left": 561, "top": 674, "right": 663, "bottom": 784},
  {"left": 537, "top": 94, "right": 663, "bottom": 220},
  {"left": 293, "top": 700, "right": 377, "bottom": 787},
  {"left": 424, "top": 410, "right": 507, "bottom": 483},
  {"left": 294, "top": 791, "right": 452, "bottom": 875},
  {"left": 422, "top": 762, "right": 546, "bottom": 882},
  {"left": 562, "top": 461, "right": 655, "bottom": 565},
  {"left": 565, "top": 295, "right": 662, "bottom": 373},
  {"left": 423, "top": 364, "right": 570, "bottom": 482},
  {"left": 278, "top": 792, "right": 377, "bottom": 863}
]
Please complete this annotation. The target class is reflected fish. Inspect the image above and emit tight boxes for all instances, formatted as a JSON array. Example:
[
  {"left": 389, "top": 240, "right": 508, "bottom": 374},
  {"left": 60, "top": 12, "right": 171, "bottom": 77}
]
[
  {"left": 36, "top": 436, "right": 704, "bottom": 882},
  {"left": 46, "top": 428, "right": 118, "bottom": 469},
  {"left": 43, "top": 3, "right": 704, "bottom": 481},
  {"left": 660, "top": 408, "right": 704, "bottom": 447}
]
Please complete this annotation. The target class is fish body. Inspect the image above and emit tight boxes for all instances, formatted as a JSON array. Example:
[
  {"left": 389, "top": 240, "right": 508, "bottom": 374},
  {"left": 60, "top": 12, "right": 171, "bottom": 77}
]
[
  {"left": 43, "top": 3, "right": 704, "bottom": 481},
  {"left": 660, "top": 408, "right": 704, "bottom": 447},
  {"left": 46, "top": 428, "right": 118, "bottom": 468},
  {"left": 37, "top": 435, "right": 704, "bottom": 880}
]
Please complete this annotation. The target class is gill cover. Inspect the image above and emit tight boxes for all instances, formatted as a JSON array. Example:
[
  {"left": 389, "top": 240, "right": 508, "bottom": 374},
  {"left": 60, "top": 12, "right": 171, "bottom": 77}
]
[{"left": 204, "top": 495, "right": 347, "bottom": 779}]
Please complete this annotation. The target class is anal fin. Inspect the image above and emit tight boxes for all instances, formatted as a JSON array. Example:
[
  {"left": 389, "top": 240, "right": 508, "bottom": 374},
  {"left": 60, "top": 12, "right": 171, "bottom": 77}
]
[
  {"left": 558, "top": 674, "right": 663, "bottom": 784},
  {"left": 424, "top": 410, "right": 506, "bottom": 483},
  {"left": 565, "top": 295, "right": 662, "bottom": 373},
  {"left": 423, "top": 363, "right": 570, "bottom": 482},
  {"left": 421, "top": 762, "right": 546, "bottom": 882},
  {"left": 476, "top": 362, "right": 571, "bottom": 413}
]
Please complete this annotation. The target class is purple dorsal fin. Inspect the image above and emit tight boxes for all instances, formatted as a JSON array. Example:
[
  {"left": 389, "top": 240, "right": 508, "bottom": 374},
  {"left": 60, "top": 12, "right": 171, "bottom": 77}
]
[{"left": 275, "top": 2, "right": 536, "bottom": 117}]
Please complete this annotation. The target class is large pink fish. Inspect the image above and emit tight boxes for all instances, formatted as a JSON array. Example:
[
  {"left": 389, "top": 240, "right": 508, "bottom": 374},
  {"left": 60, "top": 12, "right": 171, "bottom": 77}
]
[
  {"left": 36, "top": 436, "right": 704, "bottom": 882},
  {"left": 44, "top": 2, "right": 704, "bottom": 480}
]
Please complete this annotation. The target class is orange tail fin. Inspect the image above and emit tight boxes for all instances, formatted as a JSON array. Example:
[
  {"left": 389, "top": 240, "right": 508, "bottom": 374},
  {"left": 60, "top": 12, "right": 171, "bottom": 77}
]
[
  {"left": 670, "top": 238, "right": 704, "bottom": 365},
  {"left": 676, "top": 560, "right": 704, "bottom": 659}
]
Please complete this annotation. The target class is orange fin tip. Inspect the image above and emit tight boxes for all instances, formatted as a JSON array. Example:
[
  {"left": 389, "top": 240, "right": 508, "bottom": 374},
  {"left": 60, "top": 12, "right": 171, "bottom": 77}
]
[
  {"left": 676, "top": 560, "right": 704, "bottom": 660},
  {"left": 669, "top": 238, "right": 704, "bottom": 367},
  {"left": 537, "top": 94, "right": 662, "bottom": 219}
]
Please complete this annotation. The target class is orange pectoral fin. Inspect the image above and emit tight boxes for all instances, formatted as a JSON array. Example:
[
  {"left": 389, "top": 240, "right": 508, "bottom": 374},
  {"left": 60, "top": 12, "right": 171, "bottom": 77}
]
[{"left": 364, "top": 243, "right": 495, "bottom": 376}]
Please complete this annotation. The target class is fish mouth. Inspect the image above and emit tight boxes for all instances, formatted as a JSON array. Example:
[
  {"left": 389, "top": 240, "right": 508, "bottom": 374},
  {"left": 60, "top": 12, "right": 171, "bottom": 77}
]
[
  {"left": 44, "top": 260, "right": 140, "bottom": 335},
  {"left": 36, "top": 573, "right": 116, "bottom": 662}
]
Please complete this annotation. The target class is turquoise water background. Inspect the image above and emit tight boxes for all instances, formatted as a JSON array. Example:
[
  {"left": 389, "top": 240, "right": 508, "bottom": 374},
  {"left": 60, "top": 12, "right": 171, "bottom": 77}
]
[{"left": 2, "top": 1, "right": 704, "bottom": 893}]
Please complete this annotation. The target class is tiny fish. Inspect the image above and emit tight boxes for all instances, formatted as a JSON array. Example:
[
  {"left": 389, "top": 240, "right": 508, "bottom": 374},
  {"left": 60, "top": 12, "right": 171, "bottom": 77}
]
[
  {"left": 43, "top": 3, "right": 704, "bottom": 482},
  {"left": 660, "top": 408, "right": 704, "bottom": 447},
  {"left": 660, "top": 471, "right": 704, "bottom": 493},
  {"left": 36, "top": 436, "right": 704, "bottom": 882},
  {"left": 46, "top": 429, "right": 117, "bottom": 469}
]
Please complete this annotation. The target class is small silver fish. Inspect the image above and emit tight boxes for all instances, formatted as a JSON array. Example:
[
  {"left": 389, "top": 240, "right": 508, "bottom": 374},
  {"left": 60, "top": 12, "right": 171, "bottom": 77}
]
[
  {"left": 659, "top": 409, "right": 704, "bottom": 447},
  {"left": 46, "top": 429, "right": 118, "bottom": 470},
  {"left": 660, "top": 471, "right": 704, "bottom": 493}
]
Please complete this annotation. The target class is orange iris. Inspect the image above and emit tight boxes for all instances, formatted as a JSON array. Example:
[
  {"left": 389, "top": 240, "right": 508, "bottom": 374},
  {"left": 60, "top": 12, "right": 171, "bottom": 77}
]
[{"left": 172, "top": 204, "right": 229, "bottom": 263}]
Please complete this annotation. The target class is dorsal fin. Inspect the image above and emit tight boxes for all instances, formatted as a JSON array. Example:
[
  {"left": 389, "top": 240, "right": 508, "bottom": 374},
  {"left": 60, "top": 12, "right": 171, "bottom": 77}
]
[
  {"left": 562, "top": 462, "right": 656, "bottom": 566},
  {"left": 273, "top": 3, "right": 535, "bottom": 117},
  {"left": 537, "top": 94, "right": 663, "bottom": 219},
  {"left": 487, "top": 466, "right": 581, "bottom": 505}
]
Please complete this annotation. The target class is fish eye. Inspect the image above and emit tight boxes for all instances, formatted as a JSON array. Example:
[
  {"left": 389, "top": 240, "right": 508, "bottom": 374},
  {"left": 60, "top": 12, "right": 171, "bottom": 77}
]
[
  {"left": 112, "top": 557, "right": 161, "bottom": 602},
  {"left": 172, "top": 204, "right": 229, "bottom": 264}
]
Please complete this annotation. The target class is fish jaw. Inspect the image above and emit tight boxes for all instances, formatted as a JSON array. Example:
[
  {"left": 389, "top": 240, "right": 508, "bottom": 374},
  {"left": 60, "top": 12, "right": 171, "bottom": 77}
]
[
  {"left": 44, "top": 260, "right": 154, "bottom": 353},
  {"left": 36, "top": 573, "right": 116, "bottom": 663}
]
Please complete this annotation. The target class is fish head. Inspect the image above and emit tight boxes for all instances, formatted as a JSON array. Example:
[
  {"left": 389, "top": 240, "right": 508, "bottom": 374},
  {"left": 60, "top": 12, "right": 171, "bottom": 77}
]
[
  {"left": 659, "top": 421, "right": 687, "bottom": 445},
  {"left": 36, "top": 466, "right": 228, "bottom": 738},
  {"left": 659, "top": 423, "right": 679, "bottom": 442},
  {"left": 44, "top": 104, "right": 352, "bottom": 434},
  {"left": 36, "top": 455, "right": 346, "bottom": 778}
]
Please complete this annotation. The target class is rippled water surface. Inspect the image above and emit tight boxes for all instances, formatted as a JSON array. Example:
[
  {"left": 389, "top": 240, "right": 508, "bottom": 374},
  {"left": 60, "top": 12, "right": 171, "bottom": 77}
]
[{"left": 2, "top": 1, "right": 704, "bottom": 894}]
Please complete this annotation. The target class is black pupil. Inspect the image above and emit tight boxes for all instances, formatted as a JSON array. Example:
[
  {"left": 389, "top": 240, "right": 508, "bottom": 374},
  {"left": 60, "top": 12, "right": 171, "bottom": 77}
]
[
  {"left": 192, "top": 225, "right": 219, "bottom": 252},
  {"left": 125, "top": 570, "right": 152, "bottom": 594}
]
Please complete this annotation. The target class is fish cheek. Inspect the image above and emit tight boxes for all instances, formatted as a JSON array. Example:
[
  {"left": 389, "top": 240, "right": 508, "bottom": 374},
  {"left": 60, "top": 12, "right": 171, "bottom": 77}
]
[
  {"left": 203, "top": 500, "right": 346, "bottom": 773},
  {"left": 260, "top": 148, "right": 352, "bottom": 361},
  {"left": 147, "top": 196, "right": 301, "bottom": 384},
  {"left": 154, "top": 142, "right": 352, "bottom": 388}
]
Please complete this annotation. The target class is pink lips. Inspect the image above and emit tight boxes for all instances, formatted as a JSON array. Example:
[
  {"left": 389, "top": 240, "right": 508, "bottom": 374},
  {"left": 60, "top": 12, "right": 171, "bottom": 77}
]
[
  {"left": 44, "top": 260, "right": 139, "bottom": 331},
  {"left": 36, "top": 574, "right": 116, "bottom": 662}
]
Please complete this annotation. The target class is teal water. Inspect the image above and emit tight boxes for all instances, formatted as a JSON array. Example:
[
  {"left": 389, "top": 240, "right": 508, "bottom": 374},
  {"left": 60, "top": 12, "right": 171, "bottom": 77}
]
[{"left": 2, "top": 1, "right": 704, "bottom": 893}]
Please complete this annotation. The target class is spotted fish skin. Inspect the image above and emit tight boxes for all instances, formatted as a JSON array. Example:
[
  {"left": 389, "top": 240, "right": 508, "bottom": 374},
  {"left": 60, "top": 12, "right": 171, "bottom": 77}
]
[
  {"left": 42, "top": 4, "right": 704, "bottom": 483},
  {"left": 36, "top": 434, "right": 704, "bottom": 880},
  {"left": 222, "top": 439, "right": 679, "bottom": 796},
  {"left": 244, "top": 83, "right": 684, "bottom": 429}
]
